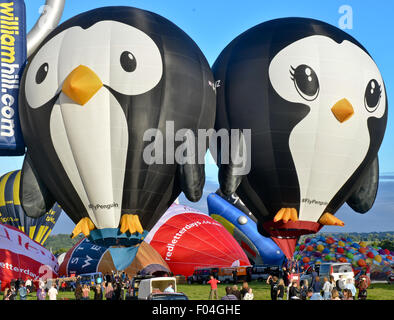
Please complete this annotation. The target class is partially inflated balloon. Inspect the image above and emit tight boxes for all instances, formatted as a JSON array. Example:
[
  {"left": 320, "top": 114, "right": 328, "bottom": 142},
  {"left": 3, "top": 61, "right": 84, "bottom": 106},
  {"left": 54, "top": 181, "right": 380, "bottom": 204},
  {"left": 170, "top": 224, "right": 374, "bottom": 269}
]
[
  {"left": 145, "top": 204, "right": 250, "bottom": 277},
  {"left": 0, "top": 170, "right": 62, "bottom": 245},
  {"left": 0, "top": 224, "right": 58, "bottom": 290},
  {"left": 18, "top": 7, "right": 216, "bottom": 245},
  {"left": 213, "top": 18, "right": 387, "bottom": 259}
]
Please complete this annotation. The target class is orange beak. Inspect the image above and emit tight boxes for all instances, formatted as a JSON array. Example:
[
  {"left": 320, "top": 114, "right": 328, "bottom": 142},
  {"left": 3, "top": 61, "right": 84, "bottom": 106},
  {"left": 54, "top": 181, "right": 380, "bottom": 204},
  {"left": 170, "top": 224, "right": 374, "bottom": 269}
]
[
  {"left": 62, "top": 65, "right": 103, "bottom": 105},
  {"left": 331, "top": 98, "right": 354, "bottom": 123}
]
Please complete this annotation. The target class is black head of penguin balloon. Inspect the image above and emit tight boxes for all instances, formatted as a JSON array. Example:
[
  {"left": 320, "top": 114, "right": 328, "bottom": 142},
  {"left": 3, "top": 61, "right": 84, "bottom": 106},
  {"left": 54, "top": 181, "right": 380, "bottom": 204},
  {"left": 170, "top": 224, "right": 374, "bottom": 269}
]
[
  {"left": 213, "top": 17, "right": 387, "bottom": 258},
  {"left": 18, "top": 6, "right": 216, "bottom": 245}
]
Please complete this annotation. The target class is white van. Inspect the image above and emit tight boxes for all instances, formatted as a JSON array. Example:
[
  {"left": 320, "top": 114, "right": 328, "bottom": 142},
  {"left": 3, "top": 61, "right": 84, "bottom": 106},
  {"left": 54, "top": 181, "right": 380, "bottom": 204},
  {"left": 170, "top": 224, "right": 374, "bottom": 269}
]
[
  {"left": 138, "top": 277, "right": 177, "bottom": 300},
  {"left": 301, "top": 263, "right": 354, "bottom": 285},
  {"left": 319, "top": 263, "right": 354, "bottom": 283}
]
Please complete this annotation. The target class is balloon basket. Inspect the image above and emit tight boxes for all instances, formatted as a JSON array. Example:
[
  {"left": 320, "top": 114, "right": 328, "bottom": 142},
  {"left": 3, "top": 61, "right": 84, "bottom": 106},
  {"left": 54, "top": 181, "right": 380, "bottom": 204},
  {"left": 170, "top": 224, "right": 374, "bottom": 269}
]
[{"left": 88, "top": 228, "right": 148, "bottom": 247}]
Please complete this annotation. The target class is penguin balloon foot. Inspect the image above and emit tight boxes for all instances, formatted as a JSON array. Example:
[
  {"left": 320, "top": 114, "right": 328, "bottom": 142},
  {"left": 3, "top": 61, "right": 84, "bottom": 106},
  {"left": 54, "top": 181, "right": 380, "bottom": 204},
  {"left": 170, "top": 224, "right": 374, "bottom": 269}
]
[
  {"left": 273, "top": 208, "right": 298, "bottom": 223},
  {"left": 71, "top": 217, "right": 96, "bottom": 238},
  {"left": 120, "top": 214, "right": 144, "bottom": 234},
  {"left": 318, "top": 213, "right": 345, "bottom": 226}
]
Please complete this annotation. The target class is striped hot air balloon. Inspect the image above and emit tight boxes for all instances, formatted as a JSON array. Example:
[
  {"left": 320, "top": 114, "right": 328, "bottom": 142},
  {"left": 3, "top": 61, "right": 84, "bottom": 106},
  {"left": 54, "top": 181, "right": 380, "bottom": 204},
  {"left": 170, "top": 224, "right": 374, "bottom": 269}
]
[{"left": 0, "top": 170, "right": 62, "bottom": 245}]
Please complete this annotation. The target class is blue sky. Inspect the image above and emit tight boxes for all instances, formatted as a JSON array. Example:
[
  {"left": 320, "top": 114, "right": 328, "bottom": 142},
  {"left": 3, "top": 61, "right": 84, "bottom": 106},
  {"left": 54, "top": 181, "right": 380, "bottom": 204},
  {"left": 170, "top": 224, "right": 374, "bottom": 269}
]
[{"left": 1, "top": 0, "right": 392, "bottom": 233}]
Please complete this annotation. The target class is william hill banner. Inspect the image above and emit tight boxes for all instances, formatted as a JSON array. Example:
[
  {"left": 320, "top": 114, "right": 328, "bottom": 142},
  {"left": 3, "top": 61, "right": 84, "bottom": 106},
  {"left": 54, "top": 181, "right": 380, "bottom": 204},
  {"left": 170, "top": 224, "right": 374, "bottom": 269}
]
[{"left": 0, "top": 0, "right": 26, "bottom": 156}]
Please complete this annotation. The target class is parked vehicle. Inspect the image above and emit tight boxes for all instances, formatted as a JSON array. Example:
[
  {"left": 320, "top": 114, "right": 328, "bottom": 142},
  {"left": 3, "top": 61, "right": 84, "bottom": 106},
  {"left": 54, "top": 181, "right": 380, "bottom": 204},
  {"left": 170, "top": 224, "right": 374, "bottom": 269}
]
[
  {"left": 79, "top": 272, "right": 103, "bottom": 286},
  {"left": 250, "top": 265, "right": 281, "bottom": 281},
  {"left": 138, "top": 277, "right": 178, "bottom": 300},
  {"left": 301, "top": 263, "right": 354, "bottom": 285},
  {"left": 147, "top": 292, "right": 188, "bottom": 300},
  {"left": 187, "top": 267, "right": 219, "bottom": 284},
  {"left": 129, "top": 275, "right": 154, "bottom": 299},
  {"left": 217, "top": 267, "right": 235, "bottom": 283}
]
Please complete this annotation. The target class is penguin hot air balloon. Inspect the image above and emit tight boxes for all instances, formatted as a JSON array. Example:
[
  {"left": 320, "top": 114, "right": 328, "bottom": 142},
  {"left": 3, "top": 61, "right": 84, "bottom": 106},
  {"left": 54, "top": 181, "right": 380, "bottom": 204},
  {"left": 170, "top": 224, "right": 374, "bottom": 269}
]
[
  {"left": 213, "top": 18, "right": 387, "bottom": 259},
  {"left": 18, "top": 6, "right": 216, "bottom": 246},
  {"left": 0, "top": 170, "right": 62, "bottom": 245}
]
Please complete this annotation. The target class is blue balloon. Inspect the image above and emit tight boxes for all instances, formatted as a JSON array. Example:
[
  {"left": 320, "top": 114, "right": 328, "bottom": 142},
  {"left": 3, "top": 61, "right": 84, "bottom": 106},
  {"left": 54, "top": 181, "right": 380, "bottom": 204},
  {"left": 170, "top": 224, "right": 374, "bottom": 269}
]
[{"left": 207, "top": 193, "right": 285, "bottom": 265}]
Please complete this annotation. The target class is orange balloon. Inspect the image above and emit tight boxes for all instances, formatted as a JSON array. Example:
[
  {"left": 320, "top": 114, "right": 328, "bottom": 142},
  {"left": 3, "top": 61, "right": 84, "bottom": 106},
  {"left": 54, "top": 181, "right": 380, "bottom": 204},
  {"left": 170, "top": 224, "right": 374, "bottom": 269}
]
[
  {"left": 358, "top": 259, "right": 366, "bottom": 267},
  {"left": 359, "top": 247, "right": 367, "bottom": 254}
]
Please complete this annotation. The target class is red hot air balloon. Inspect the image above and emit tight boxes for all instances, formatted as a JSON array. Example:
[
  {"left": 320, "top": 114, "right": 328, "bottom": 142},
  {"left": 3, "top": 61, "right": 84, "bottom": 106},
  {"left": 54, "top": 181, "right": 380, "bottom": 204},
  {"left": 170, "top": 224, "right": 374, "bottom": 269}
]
[
  {"left": 144, "top": 204, "right": 250, "bottom": 277},
  {"left": 0, "top": 224, "right": 58, "bottom": 290}
]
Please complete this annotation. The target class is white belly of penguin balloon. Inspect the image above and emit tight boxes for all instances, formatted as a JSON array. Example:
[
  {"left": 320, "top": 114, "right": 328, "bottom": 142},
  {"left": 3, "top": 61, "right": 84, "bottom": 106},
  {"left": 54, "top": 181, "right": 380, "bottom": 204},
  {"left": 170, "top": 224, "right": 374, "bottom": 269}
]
[
  {"left": 50, "top": 87, "right": 129, "bottom": 229},
  {"left": 289, "top": 104, "right": 370, "bottom": 222}
]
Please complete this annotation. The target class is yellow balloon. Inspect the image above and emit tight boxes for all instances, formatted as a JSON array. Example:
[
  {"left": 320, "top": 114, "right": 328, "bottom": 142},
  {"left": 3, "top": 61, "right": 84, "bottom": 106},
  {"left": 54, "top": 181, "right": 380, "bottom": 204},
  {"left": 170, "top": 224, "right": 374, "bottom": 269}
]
[
  {"left": 374, "top": 255, "right": 382, "bottom": 263},
  {"left": 338, "top": 241, "right": 345, "bottom": 247},
  {"left": 317, "top": 244, "right": 325, "bottom": 252},
  {"left": 360, "top": 241, "right": 367, "bottom": 248}
]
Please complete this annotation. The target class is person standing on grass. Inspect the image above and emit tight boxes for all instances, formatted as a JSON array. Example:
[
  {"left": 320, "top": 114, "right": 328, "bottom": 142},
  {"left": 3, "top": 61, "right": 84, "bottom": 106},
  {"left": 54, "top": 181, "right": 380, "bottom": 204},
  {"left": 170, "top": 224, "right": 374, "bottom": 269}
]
[
  {"left": 104, "top": 281, "right": 114, "bottom": 300},
  {"left": 36, "top": 286, "right": 46, "bottom": 300},
  {"left": 75, "top": 282, "right": 83, "bottom": 300},
  {"left": 82, "top": 284, "right": 90, "bottom": 300},
  {"left": 266, "top": 275, "right": 279, "bottom": 300},
  {"left": 231, "top": 285, "right": 241, "bottom": 300},
  {"left": 221, "top": 286, "right": 238, "bottom": 300},
  {"left": 18, "top": 282, "right": 29, "bottom": 300},
  {"left": 322, "top": 277, "right": 332, "bottom": 300},
  {"left": 277, "top": 278, "right": 285, "bottom": 300},
  {"left": 243, "top": 288, "right": 254, "bottom": 300},
  {"left": 345, "top": 278, "right": 357, "bottom": 297},
  {"left": 208, "top": 275, "right": 220, "bottom": 300},
  {"left": 240, "top": 281, "right": 249, "bottom": 299},
  {"left": 357, "top": 277, "right": 368, "bottom": 300},
  {"left": 300, "top": 280, "right": 309, "bottom": 300},
  {"left": 48, "top": 284, "right": 58, "bottom": 301},
  {"left": 94, "top": 284, "right": 103, "bottom": 300}
]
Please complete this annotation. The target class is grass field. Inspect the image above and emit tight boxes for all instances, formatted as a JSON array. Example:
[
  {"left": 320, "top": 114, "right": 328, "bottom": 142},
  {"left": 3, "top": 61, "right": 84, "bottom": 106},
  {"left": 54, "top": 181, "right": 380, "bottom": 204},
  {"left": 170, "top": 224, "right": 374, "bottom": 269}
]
[{"left": 1, "top": 282, "right": 393, "bottom": 300}]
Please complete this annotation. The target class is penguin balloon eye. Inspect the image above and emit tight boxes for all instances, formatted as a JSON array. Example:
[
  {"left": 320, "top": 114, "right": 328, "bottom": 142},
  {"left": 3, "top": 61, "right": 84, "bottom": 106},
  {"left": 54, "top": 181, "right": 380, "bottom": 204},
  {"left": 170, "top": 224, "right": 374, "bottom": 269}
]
[
  {"left": 120, "top": 51, "right": 137, "bottom": 72},
  {"left": 35, "top": 63, "right": 49, "bottom": 84},
  {"left": 290, "top": 64, "right": 320, "bottom": 101},
  {"left": 364, "top": 79, "right": 381, "bottom": 112}
]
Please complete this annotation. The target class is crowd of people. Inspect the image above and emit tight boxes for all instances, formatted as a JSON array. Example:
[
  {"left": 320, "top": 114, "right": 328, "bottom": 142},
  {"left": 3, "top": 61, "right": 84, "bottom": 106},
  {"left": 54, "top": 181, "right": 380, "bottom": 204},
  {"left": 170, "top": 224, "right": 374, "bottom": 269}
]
[
  {"left": 266, "top": 266, "right": 369, "bottom": 301},
  {"left": 73, "top": 271, "right": 137, "bottom": 300},
  {"left": 2, "top": 271, "right": 138, "bottom": 301},
  {"left": 2, "top": 278, "right": 59, "bottom": 301},
  {"left": 207, "top": 275, "right": 254, "bottom": 300},
  {"left": 1, "top": 267, "right": 371, "bottom": 301}
]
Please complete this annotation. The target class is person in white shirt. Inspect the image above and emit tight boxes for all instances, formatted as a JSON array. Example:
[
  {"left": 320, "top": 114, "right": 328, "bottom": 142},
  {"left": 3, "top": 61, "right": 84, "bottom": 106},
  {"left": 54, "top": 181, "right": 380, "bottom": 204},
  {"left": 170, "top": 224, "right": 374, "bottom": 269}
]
[
  {"left": 25, "top": 279, "right": 32, "bottom": 290},
  {"left": 322, "top": 277, "right": 332, "bottom": 300},
  {"left": 164, "top": 284, "right": 175, "bottom": 293},
  {"left": 345, "top": 278, "right": 357, "bottom": 297},
  {"left": 243, "top": 288, "right": 254, "bottom": 300},
  {"left": 39, "top": 279, "right": 45, "bottom": 290},
  {"left": 48, "top": 284, "right": 58, "bottom": 301}
]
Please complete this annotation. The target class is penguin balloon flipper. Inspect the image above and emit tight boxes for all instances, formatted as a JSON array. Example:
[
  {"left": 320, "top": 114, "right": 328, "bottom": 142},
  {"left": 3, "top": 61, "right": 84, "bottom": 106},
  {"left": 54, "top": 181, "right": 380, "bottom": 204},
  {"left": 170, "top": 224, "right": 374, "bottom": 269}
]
[
  {"left": 347, "top": 156, "right": 379, "bottom": 213},
  {"left": 219, "top": 163, "right": 243, "bottom": 196},
  {"left": 218, "top": 130, "right": 250, "bottom": 196},
  {"left": 177, "top": 163, "right": 205, "bottom": 202},
  {"left": 20, "top": 152, "right": 56, "bottom": 218}
]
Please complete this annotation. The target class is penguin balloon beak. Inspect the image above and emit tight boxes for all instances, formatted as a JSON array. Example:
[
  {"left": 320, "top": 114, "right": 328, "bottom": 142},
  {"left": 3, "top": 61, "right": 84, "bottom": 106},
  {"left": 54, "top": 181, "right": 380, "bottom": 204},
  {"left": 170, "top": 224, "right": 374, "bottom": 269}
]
[
  {"left": 62, "top": 65, "right": 103, "bottom": 105},
  {"left": 331, "top": 98, "right": 354, "bottom": 123}
]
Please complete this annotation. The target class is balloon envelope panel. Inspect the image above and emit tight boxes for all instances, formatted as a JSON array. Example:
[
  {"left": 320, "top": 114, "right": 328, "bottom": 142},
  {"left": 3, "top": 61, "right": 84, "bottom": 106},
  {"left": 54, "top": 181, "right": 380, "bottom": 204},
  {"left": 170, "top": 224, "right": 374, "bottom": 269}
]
[
  {"left": 145, "top": 204, "right": 250, "bottom": 277},
  {"left": 0, "top": 170, "right": 62, "bottom": 245},
  {"left": 0, "top": 224, "right": 59, "bottom": 290},
  {"left": 59, "top": 238, "right": 170, "bottom": 278}
]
